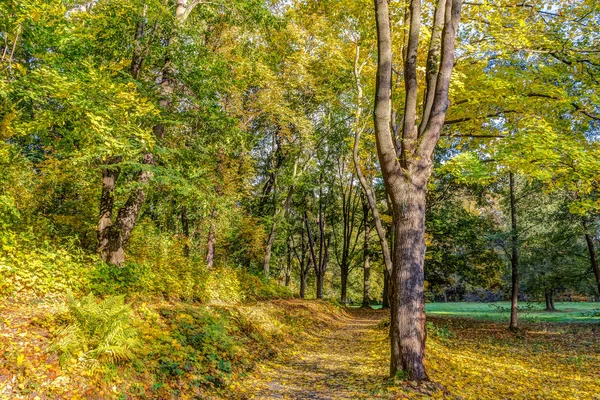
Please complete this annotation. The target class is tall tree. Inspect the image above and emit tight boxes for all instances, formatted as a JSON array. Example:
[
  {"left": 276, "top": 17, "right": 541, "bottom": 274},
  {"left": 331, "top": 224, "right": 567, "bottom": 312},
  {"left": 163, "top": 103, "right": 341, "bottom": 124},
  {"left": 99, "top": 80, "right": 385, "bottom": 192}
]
[{"left": 373, "top": 0, "right": 463, "bottom": 380}]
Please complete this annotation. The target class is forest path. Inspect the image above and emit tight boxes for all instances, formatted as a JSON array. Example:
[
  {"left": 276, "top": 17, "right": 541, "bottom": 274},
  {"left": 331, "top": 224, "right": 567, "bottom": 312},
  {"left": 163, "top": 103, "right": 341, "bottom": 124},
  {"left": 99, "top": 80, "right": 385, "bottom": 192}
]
[{"left": 237, "top": 306, "right": 392, "bottom": 399}]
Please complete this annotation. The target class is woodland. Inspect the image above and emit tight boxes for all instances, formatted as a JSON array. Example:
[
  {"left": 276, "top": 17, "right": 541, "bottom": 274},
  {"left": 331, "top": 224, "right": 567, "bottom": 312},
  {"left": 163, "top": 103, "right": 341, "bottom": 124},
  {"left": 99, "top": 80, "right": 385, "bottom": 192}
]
[{"left": 0, "top": 0, "right": 599, "bottom": 399}]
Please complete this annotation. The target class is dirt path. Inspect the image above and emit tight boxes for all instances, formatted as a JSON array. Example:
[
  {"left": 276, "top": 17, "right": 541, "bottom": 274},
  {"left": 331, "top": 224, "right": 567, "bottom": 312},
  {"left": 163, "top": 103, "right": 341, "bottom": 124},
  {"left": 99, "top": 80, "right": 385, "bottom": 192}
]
[{"left": 238, "top": 307, "right": 392, "bottom": 400}]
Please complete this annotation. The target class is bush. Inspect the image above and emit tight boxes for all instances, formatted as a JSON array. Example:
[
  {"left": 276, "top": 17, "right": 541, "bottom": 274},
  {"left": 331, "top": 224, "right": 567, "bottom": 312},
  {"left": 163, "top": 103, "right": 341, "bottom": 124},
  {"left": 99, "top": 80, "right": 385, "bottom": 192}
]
[
  {"left": 0, "top": 230, "right": 91, "bottom": 297},
  {"left": 90, "top": 261, "right": 154, "bottom": 296},
  {"left": 52, "top": 293, "right": 139, "bottom": 367}
]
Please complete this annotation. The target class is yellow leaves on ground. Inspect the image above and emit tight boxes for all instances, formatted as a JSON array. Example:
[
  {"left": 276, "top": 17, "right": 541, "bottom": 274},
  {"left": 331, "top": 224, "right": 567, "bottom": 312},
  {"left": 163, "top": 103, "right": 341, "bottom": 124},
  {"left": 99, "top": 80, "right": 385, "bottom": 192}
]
[
  {"left": 236, "top": 306, "right": 600, "bottom": 400},
  {"left": 1, "top": 299, "right": 599, "bottom": 399}
]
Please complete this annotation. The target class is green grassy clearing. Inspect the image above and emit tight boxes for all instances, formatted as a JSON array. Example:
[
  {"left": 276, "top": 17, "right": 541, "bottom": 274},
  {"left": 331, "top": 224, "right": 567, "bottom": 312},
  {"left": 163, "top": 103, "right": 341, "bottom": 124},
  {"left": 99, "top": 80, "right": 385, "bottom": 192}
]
[
  {"left": 423, "top": 301, "right": 600, "bottom": 323},
  {"left": 369, "top": 301, "right": 600, "bottom": 323}
]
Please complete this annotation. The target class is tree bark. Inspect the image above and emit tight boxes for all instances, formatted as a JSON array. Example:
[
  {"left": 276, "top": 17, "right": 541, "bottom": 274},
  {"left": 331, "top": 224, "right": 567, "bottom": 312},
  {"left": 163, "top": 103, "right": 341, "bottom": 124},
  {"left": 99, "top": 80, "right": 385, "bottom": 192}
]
[
  {"left": 285, "top": 237, "right": 292, "bottom": 287},
  {"left": 390, "top": 177, "right": 429, "bottom": 381},
  {"left": 98, "top": 154, "right": 152, "bottom": 266},
  {"left": 583, "top": 219, "right": 600, "bottom": 298},
  {"left": 509, "top": 171, "right": 519, "bottom": 330}
]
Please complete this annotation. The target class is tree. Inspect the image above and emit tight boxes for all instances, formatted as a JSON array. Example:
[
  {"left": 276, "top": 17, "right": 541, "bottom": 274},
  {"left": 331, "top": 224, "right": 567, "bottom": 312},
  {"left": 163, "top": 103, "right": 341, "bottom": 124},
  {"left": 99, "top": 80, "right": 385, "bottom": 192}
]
[{"left": 373, "top": 0, "right": 463, "bottom": 380}]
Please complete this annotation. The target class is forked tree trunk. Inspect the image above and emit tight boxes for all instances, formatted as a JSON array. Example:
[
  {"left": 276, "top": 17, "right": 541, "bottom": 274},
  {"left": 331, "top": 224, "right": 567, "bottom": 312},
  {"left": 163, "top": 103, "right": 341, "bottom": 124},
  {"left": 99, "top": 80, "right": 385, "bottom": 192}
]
[
  {"left": 509, "top": 172, "right": 519, "bottom": 330},
  {"left": 97, "top": 2, "right": 199, "bottom": 266},
  {"left": 373, "top": 0, "right": 462, "bottom": 381},
  {"left": 98, "top": 155, "right": 152, "bottom": 266}
]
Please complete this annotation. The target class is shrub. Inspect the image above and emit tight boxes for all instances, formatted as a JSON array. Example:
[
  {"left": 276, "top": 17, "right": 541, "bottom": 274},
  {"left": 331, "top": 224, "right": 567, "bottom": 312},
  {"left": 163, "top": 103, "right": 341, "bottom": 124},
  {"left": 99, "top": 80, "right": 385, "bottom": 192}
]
[
  {"left": 90, "top": 261, "right": 154, "bottom": 296},
  {"left": 52, "top": 293, "right": 139, "bottom": 367},
  {"left": 0, "top": 230, "right": 91, "bottom": 297}
]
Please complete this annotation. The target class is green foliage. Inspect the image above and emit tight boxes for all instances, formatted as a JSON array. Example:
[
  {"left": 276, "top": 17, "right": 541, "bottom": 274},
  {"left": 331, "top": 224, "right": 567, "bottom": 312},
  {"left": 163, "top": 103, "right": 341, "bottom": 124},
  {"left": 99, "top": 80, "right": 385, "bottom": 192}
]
[
  {"left": 152, "top": 307, "right": 236, "bottom": 387},
  {"left": 0, "top": 230, "right": 92, "bottom": 297},
  {"left": 90, "top": 262, "right": 153, "bottom": 297},
  {"left": 52, "top": 293, "right": 139, "bottom": 368}
]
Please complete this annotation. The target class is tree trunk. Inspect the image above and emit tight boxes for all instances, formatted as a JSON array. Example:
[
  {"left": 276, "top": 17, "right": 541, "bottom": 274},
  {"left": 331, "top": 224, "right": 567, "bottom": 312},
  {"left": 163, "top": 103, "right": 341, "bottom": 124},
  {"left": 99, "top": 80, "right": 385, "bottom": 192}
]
[
  {"left": 362, "top": 199, "right": 371, "bottom": 308},
  {"left": 389, "top": 178, "right": 429, "bottom": 381},
  {"left": 316, "top": 272, "right": 324, "bottom": 299},
  {"left": 340, "top": 267, "right": 348, "bottom": 304},
  {"left": 545, "top": 290, "right": 556, "bottom": 311},
  {"left": 352, "top": 45, "right": 393, "bottom": 279},
  {"left": 285, "top": 238, "right": 292, "bottom": 287},
  {"left": 382, "top": 268, "right": 390, "bottom": 309},
  {"left": 264, "top": 224, "right": 276, "bottom": 278},
  {"left": 98, "top": 154, "right": 152, "bottom": 266},
  {"left": 300, "top": 265, "right": 308, "bottom": 299},
  {"left": 509, "top": 172, "right": 519, "bottom": 330},
  {"left": 583, "top": 220, "right": 600, "bottom": 298},
  {"left": 181, "top": 206, "right": 190, "bottom": 257},
  {"left": 373, "top": 0, "right": 462, "bottom": 381},
  {"left": 206, "top": 207, "right": 217, "bottom": 268},
  {"left": 97, "top": 161, "right": 120, "bottom": 257}
]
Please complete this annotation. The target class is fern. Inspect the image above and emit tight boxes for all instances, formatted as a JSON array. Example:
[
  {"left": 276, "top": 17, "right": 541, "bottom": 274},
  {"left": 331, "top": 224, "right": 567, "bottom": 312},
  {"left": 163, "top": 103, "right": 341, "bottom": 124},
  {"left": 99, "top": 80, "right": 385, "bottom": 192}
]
[{"left": 52, "top": 293, "right": 139, "bottom": 367}]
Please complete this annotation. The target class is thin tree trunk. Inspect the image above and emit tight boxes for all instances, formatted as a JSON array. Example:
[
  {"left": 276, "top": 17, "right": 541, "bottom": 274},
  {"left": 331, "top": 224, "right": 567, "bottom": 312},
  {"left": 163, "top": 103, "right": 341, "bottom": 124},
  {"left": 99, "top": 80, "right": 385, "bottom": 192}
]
[
  {"left": 362, "top": 198, "right": 371, "bottom": 308},
  {"left": 206, "top": 207, "right": 217, "bottom": 268},
  {"left": 285, "top": 237, "right": 292, "bottom": 287},
  {"left": 509, "top": 171, "right": 519, "bottom": 330},
  {"left": 352, "top": 44, "right": 393, "bottom": 277},
  {"left": 583, "top": 219, "right": 600, "bottom": 298},
  {"left": 382, "top": 268, "right": 390, "bottom": 309},
  {"left": 181, "top": 206, "right": 190, "bottom": 257},
  {"left": 264, "top": 224, "right": 276, "bottom": 278},
  {"left": 545, "top": 290, "right": 556, "bottom": 311}
]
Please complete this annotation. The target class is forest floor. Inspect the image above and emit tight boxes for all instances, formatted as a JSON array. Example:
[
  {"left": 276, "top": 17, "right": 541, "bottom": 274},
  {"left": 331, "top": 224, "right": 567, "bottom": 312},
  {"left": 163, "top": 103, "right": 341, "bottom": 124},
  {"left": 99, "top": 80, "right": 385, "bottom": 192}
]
[
  {"left": 1, "top": 299, "right": 599, "bottom": 399},
  {"left": 235, "top": 305, "right": 600, "bottom": 400}
]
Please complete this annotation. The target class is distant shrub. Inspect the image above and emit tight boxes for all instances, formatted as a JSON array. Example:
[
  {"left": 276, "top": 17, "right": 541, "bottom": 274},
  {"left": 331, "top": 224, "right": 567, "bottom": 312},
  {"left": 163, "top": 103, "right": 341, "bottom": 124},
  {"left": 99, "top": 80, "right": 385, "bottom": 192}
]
[
  {"left": 463, "top": 288, "right": 503, "bottom": 302},
  {"left": 52, "top": 293, "right": 139, "bottom": 368},
  {"left": 239, "top": 271, "right": 294, "bottom": 301}
]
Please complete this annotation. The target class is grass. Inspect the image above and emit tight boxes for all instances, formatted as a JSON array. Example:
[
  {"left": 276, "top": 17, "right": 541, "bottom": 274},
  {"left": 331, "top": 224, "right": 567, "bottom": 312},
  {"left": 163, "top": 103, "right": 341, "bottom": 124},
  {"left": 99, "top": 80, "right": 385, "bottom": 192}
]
[{"left": 424, "top": 301, "right": 600, "bottom": 324}]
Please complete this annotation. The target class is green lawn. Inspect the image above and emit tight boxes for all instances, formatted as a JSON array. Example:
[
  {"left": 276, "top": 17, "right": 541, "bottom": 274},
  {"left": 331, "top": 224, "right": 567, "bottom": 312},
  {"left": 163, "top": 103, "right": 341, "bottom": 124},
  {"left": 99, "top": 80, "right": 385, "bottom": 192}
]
[{"left": 423, "top": 301, "right": 600, "bottom": 323}]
